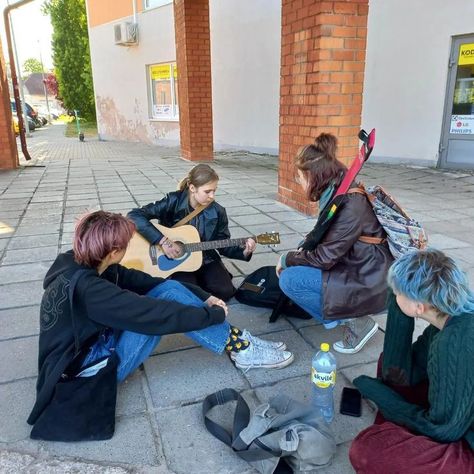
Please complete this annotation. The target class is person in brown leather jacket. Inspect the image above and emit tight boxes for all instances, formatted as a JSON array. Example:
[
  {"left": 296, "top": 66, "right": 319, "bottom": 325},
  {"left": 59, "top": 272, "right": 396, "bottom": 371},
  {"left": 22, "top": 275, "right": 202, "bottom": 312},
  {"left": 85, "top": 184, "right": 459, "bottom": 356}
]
[{"left": 276, "top": 133, "right": 393, "bottom": 354}]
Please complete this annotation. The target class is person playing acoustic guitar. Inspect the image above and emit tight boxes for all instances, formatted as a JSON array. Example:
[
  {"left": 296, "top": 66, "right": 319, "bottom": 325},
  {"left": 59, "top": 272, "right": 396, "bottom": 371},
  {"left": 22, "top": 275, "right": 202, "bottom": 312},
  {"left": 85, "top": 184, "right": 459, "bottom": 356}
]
[
  {"left": 28, "top": 211, "right": 294, "bottom": 438},
  {"left": 128, "top": 164, "right": 256, "bottom": 301}
]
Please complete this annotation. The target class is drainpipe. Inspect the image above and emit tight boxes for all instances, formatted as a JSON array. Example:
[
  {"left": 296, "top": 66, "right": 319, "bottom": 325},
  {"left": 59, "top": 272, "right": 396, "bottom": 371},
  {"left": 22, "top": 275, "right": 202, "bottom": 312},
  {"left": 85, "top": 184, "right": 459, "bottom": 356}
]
[
  {"left": 3, "top": 0, "right": 35, "bottom": 161},
  {"left": 132, "top": 0, "right": 137, "bottom": 24}
]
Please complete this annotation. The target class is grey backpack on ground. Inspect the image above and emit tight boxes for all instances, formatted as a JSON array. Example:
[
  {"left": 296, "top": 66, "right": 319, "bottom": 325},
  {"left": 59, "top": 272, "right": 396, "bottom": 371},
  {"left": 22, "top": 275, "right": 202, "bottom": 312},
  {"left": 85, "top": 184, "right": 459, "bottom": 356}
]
[{"left": 203, "top": 388, "right": 336, "bottom": 473}]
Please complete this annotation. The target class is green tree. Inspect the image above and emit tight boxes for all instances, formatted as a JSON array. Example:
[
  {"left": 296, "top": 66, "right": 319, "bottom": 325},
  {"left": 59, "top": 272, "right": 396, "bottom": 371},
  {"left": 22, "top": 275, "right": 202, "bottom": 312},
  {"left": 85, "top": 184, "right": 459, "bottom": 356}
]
[
  {"left": 22, "top": 57, "right": 43, "bottom": 76},
  {"left": 43, "top": 0, "right": 96, "bottom": 119}
]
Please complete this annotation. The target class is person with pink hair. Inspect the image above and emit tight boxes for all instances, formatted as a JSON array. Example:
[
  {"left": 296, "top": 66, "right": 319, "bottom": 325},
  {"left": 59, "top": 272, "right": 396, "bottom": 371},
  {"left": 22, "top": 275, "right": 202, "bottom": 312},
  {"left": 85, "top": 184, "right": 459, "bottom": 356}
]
[{"left": 28, "top": 211, "right": 293, "bottom": 438}]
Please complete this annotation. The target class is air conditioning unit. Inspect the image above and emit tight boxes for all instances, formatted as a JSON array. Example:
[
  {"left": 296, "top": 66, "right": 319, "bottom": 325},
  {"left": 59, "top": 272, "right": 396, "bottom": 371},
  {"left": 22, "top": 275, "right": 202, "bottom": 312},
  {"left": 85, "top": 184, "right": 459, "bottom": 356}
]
[{"left": 114, "top": 22, "right": 139, "bottom": 46}]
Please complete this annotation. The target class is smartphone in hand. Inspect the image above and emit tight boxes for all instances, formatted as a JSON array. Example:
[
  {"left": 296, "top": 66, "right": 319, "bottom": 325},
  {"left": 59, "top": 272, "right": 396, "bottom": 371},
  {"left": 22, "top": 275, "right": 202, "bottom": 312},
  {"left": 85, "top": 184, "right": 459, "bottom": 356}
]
[{"left": 340, "top": 387, "right": 362, "bottom": 417}]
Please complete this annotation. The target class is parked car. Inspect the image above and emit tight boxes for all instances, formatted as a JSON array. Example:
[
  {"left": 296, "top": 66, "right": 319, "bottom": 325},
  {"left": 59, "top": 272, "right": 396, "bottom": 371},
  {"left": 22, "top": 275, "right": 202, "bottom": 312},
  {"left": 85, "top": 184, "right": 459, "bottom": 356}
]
[
  {"left": 12, "top": 115, "right": 36, "bottom": 134},
  {"left": 11, "top": 100, "right": 42, "bottom": 128}
]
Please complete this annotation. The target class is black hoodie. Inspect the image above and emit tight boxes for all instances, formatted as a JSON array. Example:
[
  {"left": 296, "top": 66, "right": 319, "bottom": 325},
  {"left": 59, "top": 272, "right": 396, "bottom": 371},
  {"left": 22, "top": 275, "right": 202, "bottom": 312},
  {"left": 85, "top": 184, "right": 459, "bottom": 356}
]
[{"left": 28, "top": 251, "right": 225, "bottom": 425}]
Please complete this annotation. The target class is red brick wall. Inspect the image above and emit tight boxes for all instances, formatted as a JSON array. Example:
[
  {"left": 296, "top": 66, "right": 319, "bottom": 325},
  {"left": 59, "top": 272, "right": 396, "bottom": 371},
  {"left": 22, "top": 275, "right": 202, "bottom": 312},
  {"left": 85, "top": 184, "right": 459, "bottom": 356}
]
[
  {"left": 0, "top": 41, "right": 18, "bottom": 170},
  {"left": 174, "top": 0, "right": 213, "bottom": 161},
  {"left": 279, "top": 0, "right": 368, "bottom": 215}
]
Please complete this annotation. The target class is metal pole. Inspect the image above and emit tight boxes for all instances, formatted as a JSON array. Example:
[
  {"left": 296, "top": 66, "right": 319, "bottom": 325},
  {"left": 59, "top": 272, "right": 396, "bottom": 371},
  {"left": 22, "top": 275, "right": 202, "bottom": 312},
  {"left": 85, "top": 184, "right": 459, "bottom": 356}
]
[
  {"left": 3, "top": 0, "right": 35, "bottom": 161},
  {"left": 7, "top": 0, "right": 31, "bottom": 136},
  {"left": 38, "top": 39, "right": 51, "bottom": 123}
]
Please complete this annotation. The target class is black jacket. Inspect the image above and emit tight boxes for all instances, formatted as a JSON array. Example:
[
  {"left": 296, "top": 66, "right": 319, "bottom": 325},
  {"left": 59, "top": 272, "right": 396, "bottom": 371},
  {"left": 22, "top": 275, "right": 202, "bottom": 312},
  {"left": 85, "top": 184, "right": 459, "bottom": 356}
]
[
  {"left": 285, "top": 192, "right": 393, "bottom": 320},
  {"left": 27, "top": 251, "right": 225, "bottom": 425},
  {"left": 127, "top": 191, "right": 250, "bottom": 263}
]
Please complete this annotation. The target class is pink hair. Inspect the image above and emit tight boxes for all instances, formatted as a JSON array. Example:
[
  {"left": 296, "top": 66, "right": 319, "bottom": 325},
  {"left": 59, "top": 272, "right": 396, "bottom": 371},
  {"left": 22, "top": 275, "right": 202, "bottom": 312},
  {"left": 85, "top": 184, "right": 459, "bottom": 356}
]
[{"left": 73, "top": 211, "right": 136, "bottom": 268}]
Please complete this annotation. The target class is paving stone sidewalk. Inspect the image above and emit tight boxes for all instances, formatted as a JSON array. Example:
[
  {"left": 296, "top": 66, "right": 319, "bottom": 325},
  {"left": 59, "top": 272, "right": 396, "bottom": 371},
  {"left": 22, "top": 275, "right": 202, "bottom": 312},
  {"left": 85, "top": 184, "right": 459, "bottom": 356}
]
[{"left": 1, "top": 123, "right": 474, "bottom": 473}]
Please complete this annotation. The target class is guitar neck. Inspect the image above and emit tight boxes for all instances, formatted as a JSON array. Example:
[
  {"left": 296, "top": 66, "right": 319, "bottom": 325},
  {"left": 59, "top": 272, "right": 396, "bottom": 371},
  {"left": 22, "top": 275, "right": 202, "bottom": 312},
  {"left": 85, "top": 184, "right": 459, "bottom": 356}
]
[{"left": 184, "top": 237, "right": 249, "bottom": 253}]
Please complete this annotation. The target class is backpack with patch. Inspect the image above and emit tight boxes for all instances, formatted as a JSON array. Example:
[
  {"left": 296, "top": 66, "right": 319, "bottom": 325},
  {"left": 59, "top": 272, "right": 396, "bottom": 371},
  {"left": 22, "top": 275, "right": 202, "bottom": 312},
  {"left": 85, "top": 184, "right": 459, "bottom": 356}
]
[{"left": 349, "top": 184, "right": 428, "bottom": 259}]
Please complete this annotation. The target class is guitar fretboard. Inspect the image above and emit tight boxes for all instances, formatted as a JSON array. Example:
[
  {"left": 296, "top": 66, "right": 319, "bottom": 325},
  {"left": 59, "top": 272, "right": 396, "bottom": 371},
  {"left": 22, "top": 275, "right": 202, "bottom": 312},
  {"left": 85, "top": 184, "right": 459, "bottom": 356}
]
[{"left": 183, "top": 237, "right": 251, "bottom": 253}]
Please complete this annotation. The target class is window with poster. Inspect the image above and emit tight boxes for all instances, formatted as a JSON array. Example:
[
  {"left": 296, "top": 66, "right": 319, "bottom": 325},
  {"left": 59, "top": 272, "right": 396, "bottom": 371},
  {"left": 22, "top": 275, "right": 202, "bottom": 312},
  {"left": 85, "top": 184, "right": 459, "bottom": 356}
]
[
  {"left": 148, "top": 63, "right": 179, "bottom": 120},
  {"left": 450, "top": 43, "right": 474, "bottom": 135}
]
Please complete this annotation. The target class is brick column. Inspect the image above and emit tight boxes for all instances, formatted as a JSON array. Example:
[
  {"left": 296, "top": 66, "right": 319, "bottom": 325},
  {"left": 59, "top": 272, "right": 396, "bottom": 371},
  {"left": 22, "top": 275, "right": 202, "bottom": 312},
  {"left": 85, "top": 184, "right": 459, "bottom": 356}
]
[
  {"left": 174, "top": 0, "right": 213, "bottom": 161},
  {"left": 0, "top": 41, "right": 18, "bottom": 169},
  {"left": 279, "top": 0, "right": 368, "bottom": 214}
]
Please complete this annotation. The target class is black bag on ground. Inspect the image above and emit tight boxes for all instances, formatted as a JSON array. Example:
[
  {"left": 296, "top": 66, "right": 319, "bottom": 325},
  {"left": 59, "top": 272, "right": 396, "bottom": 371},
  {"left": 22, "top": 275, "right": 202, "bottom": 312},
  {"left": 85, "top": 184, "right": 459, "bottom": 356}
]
[
  {"left": 30, "top": 269, "right": 119, "bottom": 442},
  {"left": 30, "top": 350, "right": 119, "bottom": 441},
  {"left": 235, "top": 266, "right": 312, "bottom": 321}
]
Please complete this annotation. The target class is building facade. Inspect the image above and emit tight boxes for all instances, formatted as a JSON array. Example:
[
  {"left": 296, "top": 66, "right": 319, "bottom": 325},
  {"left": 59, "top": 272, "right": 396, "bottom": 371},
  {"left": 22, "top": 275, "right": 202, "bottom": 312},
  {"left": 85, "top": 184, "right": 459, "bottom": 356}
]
[
  {"left": 364, "top": 0, "right": 474, "bottom": 169},
  {"left": 86, "top": 0, "right": 281, "bottom": 154},
  {"left": 84, "top": 0, "right": 474, "bottom": 211}
]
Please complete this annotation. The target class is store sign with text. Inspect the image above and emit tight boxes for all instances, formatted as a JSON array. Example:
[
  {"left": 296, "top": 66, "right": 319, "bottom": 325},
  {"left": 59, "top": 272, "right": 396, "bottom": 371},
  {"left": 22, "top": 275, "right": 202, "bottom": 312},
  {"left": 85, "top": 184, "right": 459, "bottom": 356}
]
[
  {"left": 150, "top": 64, "right": 178, "bottom": 81},
  {"left": 458, "top": 43, "right": 474, "bottom": 66},
  {"left": 450, "top": 115, "right": 474, "bottom": 134}
]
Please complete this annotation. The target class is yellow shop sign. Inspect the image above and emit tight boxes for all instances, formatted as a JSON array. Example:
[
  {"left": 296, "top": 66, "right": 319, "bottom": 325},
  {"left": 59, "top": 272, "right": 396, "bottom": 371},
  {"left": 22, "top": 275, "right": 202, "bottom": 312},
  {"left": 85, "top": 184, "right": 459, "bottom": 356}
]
[
  {"left": 458, "top": 43, "right": 474, "bottom": 66},
  {"left": 151, "top": 65, "right": 171, "bottom": 80}
]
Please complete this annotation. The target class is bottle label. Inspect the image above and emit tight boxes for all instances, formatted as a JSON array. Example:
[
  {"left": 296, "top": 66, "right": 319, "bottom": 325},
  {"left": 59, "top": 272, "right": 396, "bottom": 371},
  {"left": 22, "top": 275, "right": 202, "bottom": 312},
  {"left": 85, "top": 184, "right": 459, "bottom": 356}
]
[{"left": 311, "top": 367, "right": 336, "bottom": 388}]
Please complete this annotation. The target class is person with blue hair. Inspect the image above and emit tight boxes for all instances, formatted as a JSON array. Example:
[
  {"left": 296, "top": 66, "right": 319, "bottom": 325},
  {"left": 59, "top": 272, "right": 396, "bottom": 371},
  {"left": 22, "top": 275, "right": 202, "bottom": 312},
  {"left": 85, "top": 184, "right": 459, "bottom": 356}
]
[{"left": 350, "top": 249, "right": 474, "bottom": 473}]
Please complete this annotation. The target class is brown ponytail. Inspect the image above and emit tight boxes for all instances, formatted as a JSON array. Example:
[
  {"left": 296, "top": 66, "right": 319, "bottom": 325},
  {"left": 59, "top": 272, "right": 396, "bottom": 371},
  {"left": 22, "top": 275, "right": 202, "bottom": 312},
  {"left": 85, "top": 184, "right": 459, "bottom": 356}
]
[
  {"left": 178, "top": 164, "right": 219, "bottom": 192},
  {"left": 295, "top": 133, "right": 346, "bottom": 202}
]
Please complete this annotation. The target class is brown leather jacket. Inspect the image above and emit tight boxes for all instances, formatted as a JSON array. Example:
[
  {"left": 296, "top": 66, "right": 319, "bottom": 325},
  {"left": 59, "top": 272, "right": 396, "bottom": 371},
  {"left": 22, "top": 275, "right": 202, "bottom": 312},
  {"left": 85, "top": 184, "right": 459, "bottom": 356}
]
[{"left": 285, "top": 192, "right": 393, "bottom": 320}]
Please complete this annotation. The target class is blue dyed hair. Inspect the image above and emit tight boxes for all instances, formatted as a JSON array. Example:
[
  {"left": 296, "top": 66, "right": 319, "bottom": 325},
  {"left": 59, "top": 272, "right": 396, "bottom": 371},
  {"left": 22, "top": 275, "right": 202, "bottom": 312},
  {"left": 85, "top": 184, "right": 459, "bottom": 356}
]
[{"left": 388, "top": 249, "right": 474, "bottom": 317}]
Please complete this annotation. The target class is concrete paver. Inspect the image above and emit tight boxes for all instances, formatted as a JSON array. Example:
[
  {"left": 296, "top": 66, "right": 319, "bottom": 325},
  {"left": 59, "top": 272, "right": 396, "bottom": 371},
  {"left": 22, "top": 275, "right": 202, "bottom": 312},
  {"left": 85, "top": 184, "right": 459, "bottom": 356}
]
[
  {"left": 1, "top": 123, "right": 474, "bottom": 472},
  {"left": 0, "top": 336, "right": 38, "bottom": 383},
  {"left": 155, "top": 403, "right": 255, "bottom": 474},
  {"left": 0, "top": 305, "right": 39, "bottom": 340},
  {"left": 145, "top": 347, "right": 249, "bottom": 409}
]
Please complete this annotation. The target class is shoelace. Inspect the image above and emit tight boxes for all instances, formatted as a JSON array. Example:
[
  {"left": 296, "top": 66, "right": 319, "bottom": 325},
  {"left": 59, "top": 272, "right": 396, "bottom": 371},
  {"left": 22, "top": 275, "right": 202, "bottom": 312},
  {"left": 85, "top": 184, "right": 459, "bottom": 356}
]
[
  {"left": 343, "top": 325, "right": 357, "bottom": 348},
  {"left": 245, "top": 333, "right": 271, "bottom": 349}
]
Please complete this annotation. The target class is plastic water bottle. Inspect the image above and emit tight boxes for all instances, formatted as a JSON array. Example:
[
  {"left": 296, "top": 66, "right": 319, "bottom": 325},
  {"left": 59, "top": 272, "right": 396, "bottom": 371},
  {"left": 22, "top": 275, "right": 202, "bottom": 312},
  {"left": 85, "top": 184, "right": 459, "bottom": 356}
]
[{"left": 311, "top": 342, "right": 337, "bottom": 423}]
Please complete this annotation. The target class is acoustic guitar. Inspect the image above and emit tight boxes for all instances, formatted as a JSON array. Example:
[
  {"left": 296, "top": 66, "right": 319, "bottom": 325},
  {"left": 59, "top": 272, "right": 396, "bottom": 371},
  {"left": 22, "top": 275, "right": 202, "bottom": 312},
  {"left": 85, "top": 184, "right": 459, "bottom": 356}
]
[{"left": 121, "top": 222, "right": 280, "bottom": 278}]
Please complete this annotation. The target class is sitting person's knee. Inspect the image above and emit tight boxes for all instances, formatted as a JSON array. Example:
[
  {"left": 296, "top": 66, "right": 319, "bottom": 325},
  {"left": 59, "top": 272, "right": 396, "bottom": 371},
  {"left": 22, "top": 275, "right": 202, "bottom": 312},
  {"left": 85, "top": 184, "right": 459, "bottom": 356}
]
[
  {"left": 148, "top": 279, "right": 185, "bottom": 298},
  {"left": 349, "top": 425, "right": 387, "bottom": 471},
  {"left": 279, "top": 268, "right": 293, "bottom": 293},
  {"left": 349, "top": 436, "right": 371, "bottom": 471}
]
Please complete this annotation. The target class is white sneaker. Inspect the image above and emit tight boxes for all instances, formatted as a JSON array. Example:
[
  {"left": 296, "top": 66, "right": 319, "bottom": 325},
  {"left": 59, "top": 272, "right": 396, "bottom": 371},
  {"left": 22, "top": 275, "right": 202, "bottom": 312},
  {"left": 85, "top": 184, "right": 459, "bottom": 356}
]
[
  {"left": 333, "top": 317, "right": 379, "bottom": 354},
  {"left": 233, "top": 342, "right": 294, "bottom": 370},
  {"left": 229, "top": 329, "right": 286, "bottom": 361}
]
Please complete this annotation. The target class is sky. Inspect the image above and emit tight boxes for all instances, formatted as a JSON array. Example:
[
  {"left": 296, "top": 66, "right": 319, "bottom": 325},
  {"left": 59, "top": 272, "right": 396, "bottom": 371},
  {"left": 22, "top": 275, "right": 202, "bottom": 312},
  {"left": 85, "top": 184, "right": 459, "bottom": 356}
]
[{"left": 0, "top": 0, "right": 54, "bottom": 72}]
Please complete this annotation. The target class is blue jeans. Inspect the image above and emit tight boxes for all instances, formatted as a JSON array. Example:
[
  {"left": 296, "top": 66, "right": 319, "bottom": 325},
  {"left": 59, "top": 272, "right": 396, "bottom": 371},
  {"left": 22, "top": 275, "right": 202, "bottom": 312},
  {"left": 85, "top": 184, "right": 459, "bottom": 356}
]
[
  {"left": 279, "top": 266, "right": 342, "bottom": 329},
  {"left": 82, "top": 280, "right": 230, "bottom": 382}
]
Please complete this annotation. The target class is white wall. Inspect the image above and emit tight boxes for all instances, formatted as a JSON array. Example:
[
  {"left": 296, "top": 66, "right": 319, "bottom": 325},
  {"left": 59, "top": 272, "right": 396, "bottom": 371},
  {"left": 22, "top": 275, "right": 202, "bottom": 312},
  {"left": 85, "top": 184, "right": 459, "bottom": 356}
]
[
  {"left": 88, "top": 4, "right": 180, "bottom": 145},
  {"left": 88, "top": 1, "right": 281, "bottom": 152},
  {"left": 363, "top": 0, "right": 474, "bottom": 165},
  {"left": 210, "top": 0, "right": 281, "bottom": 154}
]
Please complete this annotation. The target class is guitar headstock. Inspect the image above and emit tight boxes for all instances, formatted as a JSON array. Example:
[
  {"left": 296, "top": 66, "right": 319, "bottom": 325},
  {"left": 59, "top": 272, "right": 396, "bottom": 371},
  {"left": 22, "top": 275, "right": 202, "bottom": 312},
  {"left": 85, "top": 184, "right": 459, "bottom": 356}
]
[{"left": 255, "top": 232, "right": 280, "bottom": 245}]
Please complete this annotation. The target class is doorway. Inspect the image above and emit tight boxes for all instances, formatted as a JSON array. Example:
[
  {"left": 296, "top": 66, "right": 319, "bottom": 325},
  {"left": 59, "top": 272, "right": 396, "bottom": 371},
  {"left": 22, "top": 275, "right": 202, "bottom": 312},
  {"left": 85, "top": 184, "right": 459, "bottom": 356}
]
[{"left": 439, "top": 35, "right": 474, "bottom": 169}]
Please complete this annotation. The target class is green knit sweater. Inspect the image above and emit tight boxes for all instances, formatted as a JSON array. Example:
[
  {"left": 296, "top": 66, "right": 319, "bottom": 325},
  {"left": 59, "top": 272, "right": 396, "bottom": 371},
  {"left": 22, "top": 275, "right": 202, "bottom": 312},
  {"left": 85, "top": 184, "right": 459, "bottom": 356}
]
[{"left": 354, "top": 292, "right": 474, "bottom": 449}]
